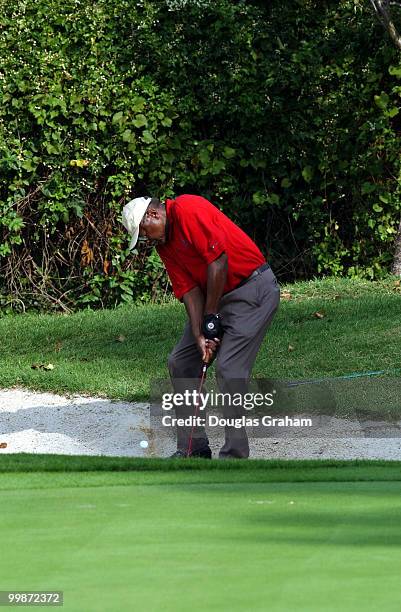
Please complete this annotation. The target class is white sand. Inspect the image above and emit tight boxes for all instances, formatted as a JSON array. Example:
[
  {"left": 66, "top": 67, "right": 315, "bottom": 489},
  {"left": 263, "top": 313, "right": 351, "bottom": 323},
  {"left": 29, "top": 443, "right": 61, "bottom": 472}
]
[{"left": 1, "top": 387, "right": 401, "bottom": 459}]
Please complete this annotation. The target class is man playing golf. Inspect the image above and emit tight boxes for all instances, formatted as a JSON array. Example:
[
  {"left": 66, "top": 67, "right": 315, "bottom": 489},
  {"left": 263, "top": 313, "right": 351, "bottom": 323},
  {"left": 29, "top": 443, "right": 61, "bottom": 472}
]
[{"left": 122, "top": 194, "right": 280, "bottom": 458}]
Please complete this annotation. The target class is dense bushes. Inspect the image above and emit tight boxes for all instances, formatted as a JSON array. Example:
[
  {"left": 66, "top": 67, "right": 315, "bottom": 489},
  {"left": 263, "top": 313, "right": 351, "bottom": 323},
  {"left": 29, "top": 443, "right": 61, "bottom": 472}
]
[{"left": 0, "top": 0, "right": 400, "bottom": 311}]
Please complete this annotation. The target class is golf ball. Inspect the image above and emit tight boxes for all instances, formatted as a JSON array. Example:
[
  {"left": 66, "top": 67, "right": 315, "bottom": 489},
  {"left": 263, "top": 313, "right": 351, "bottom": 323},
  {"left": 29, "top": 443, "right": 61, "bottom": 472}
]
[{"left": 140, "top": 440, "right": 149, "bottom": 449}]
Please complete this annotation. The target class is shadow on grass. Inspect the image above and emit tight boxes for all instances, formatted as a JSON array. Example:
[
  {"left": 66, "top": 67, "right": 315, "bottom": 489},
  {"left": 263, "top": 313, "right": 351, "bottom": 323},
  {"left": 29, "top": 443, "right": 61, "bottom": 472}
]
[{"left": 239, "top": 504, "right": 401, "bottom": 547}]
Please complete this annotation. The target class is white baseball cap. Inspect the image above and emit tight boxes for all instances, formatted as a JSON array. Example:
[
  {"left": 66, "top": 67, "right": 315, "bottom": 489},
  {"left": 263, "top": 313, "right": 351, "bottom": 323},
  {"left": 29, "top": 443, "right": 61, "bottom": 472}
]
[{"left": 121, "top": 197, "right": 152, "bottom": 250}]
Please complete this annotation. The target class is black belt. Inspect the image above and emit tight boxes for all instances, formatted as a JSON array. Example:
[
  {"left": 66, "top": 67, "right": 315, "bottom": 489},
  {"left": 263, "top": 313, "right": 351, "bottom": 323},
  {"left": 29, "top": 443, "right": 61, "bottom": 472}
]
[{"left": 236, "top": 263, "right": 270, "bottom": 290}]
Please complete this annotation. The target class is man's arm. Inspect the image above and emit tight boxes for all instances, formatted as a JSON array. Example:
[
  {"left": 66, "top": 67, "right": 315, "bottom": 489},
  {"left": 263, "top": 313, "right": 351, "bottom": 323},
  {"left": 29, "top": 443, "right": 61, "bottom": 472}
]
[
  {"left": 183, "top": 286, "right": 211, "bottom": 363},
  {"left": 183, "top": 286, "right": 205, "bottom": 340},
  {"left": 183, "top": 253, "right": 227, "bottom": 362},
  {"left": 205, "top": 252, "right": 228, "bottom": 314}
]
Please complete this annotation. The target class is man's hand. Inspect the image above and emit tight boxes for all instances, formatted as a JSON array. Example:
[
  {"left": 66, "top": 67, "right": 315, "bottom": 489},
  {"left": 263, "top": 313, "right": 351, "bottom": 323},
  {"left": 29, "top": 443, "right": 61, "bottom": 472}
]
[{"left": 196, "top": 334, "right": 221, "bottom": 363}]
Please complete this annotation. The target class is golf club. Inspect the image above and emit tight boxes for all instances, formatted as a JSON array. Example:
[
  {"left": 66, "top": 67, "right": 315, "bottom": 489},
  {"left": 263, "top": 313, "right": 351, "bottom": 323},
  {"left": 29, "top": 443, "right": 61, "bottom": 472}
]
[{"left": 186, "top": 358, "right": 209, "bottom": 457}]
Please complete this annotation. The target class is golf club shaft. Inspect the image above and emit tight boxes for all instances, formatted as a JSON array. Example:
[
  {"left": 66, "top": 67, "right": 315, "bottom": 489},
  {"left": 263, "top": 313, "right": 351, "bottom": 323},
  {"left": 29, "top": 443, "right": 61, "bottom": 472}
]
[{"left": 186, "top": 361, "right": 208, "bottom": 457}]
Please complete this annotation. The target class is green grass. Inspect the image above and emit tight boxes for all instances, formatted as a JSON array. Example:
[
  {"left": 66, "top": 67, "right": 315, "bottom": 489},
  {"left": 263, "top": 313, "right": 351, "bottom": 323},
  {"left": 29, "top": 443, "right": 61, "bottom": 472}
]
[
  {"left": 279, "top": 274, "right": 401, "bottom": 300},
  {"left": 0, "top": 454, "right": 401, "bottom": 479},
  {"left": 1, "top": 278, "right": 400, "bottom": 611},
  {"left": 0, "top": 456, "right": 400, "bottom": 490},
  {"left": 0, "top": 277, "right": 400, "bottom": 401},
  {"left": 1, "top": 464, "right": 401, "bottom": 611}
]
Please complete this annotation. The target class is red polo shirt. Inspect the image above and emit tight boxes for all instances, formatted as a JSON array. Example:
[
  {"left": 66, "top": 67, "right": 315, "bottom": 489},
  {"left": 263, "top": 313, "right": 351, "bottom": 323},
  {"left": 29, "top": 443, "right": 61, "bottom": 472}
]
[{"left": 157, "top": 195, "right": 265, "bottom": 300}]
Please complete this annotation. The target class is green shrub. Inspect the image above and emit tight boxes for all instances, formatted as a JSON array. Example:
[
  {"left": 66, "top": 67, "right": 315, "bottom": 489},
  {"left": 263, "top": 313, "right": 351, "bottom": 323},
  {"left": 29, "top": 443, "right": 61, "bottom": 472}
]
[{"left": 0, "top": 0, "right": 400, "bottom": 310}]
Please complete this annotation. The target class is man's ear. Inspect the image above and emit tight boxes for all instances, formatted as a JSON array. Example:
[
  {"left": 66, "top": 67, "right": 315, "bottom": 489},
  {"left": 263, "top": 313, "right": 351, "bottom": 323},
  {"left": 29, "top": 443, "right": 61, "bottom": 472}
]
[{"left": 146, "top": 207, "right": 160, "bottom": 219}]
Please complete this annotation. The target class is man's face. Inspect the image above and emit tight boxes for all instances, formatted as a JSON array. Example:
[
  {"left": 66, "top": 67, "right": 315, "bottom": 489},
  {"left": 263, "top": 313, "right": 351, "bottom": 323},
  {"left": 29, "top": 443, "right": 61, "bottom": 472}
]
[{"left": 138, "top": 206, "right": 167, "bottom": 245}]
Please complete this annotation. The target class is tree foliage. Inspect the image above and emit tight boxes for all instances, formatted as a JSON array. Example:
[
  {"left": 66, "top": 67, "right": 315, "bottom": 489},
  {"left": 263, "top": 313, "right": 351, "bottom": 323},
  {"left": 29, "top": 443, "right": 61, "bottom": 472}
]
[{"left": 0, "top": 0, "right": 400, "bottom": 310}]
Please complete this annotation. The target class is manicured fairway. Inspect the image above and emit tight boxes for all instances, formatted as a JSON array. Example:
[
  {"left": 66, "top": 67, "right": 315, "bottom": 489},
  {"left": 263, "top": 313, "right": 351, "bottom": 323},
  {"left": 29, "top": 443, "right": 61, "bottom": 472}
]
[{"left": 1, "top": 460, "right": 401, "bottom": 611}]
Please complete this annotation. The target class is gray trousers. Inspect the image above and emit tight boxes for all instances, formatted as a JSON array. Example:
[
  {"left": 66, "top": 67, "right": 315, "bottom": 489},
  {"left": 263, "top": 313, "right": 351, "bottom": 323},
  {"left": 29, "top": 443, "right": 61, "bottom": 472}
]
[{"left": 168, "top": 266, "right": 280, "bottom": 458}]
